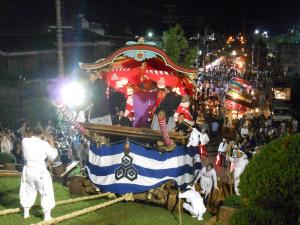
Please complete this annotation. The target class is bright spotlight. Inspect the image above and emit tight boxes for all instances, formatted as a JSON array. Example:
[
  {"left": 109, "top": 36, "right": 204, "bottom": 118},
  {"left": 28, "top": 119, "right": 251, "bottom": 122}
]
[
  {"left": 254, "top": 29, "right": 259, "bottom": 34},
  {"left": 61, "top": 82, "right": 85, "bottom": 108},
  {"left": 148, "top": 32, "right": 153, "bottom": 38}
]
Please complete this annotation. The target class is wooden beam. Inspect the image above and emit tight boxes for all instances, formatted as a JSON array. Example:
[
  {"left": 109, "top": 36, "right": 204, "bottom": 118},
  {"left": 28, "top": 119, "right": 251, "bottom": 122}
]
[{"left": 81, "top": 123, "right": 187, "bottom": 145}]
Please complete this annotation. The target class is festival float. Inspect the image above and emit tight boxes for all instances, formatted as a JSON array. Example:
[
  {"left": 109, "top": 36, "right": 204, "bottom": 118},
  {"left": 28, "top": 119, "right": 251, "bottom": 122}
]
[
  {"left": 225, "top": 76, "right": 254, "bottom": 118},
  {"left": 54, "top": 38, "right": 201, "bottom": 204}
]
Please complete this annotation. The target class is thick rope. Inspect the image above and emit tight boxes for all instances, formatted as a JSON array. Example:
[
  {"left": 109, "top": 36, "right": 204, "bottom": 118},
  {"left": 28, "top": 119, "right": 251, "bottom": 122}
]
[
  {"left": 0, "top": 193, "right": 110, "bottom": 216},
  {"left": 31, "top": 196, "right": 126, "bottom": 225}
]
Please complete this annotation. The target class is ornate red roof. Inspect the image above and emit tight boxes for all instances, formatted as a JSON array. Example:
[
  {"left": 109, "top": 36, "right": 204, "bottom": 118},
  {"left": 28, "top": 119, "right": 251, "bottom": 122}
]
[{"left": 79, "top": 44, "right": 197, "bottom": 75}]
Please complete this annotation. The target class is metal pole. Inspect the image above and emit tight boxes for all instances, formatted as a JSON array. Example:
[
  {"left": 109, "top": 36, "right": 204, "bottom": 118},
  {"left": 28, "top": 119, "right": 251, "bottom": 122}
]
[
  {"left": 56, "top": 0, "right": 64, "bottom": 77},
  {"left": 251, "top": 43, "right": 254, "bottom": 72}
]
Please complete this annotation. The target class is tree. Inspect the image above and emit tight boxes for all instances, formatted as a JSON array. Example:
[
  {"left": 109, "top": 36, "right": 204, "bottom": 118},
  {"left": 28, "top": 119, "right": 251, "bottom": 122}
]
[
  {"left": 160, "top": 24, "right": 197, "bottom": 68},
  {"left": 229, "top": 134, "right": 300, "bottom": 225}
]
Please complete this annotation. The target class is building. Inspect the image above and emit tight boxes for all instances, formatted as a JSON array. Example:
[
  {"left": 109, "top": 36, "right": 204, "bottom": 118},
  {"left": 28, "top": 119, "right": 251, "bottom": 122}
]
[
  {"left": 269, "top": 30, "right": 300, "bottom": 77},
  {"left": 0, "top": 16, "right": 123, "bottom": 80}
]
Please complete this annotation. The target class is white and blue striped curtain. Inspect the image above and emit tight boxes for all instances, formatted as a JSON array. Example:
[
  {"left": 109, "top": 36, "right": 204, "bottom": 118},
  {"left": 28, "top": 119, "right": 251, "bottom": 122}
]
[{"left": 86, "top": 141, "right": 201, "bottom": 194}]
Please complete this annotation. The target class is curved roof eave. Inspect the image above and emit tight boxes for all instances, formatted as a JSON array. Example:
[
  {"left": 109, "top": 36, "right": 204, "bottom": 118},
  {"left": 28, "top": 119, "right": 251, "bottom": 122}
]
[{"left": 79, "top": 44, "right": 198, "bottom": 75}]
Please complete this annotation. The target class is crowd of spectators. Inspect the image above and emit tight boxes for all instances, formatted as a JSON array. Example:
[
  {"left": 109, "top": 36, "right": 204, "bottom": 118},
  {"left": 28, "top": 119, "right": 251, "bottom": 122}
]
[{"left": 0, "top": 118, "right": 94, "bottom": 170}]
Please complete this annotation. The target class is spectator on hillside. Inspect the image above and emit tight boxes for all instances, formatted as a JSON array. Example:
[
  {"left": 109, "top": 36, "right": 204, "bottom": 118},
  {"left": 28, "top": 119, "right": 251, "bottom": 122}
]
[{"left": 1, "top": 134, "right": 13, "bottom": 154}]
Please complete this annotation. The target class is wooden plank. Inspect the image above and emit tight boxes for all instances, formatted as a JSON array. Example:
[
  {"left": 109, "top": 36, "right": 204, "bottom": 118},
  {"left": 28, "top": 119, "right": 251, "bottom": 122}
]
[
  {"left": 0, "top": 172, "right": 21, "bottom": 177},
  {"left": 81, "top": 123, "right": 187, "bottom": 144}
]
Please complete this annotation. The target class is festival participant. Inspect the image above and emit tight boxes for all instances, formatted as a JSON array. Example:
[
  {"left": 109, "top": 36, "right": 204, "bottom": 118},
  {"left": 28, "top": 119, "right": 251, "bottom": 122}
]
[
  {"left": 194, "top": 163, "right": 219, "bottom": 198},
  {"left": 175, "top": 113, "right": 191, "bottom": 134},
  {"left": 216, "top": 138, "right": 228, "bottom": 166},
  {"left": 228, "top": 150, "right": 249, "bottom": 195},
  {"left": 88, "top": 72, "right": 112, "bottom": 125},
  {"left": 112, "top": 110, "right": 132, "bottom": 127},
  {"left": 187, "top": 127, "right": 201, "bottom": 150},
  {"left": 199, "top": 129, "right": 209, "bottom": 157},
  {"left": 154, "top": 87, "right": 182, "bottom": 131},
  {"left": 19, "top": 127, "right": 58, "bottom": 221},
  {"left": 178, "top": 185, "right": 206, "bottom": 221},
  {"left": 187, "top": 126, "right": 202, "bottom": 176}
]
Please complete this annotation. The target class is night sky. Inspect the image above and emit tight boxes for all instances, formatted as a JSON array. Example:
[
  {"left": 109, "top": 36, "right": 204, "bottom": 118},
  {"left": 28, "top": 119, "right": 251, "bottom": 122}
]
[{"left": 1, "top": 0, "right": 300, "bottom": 37}]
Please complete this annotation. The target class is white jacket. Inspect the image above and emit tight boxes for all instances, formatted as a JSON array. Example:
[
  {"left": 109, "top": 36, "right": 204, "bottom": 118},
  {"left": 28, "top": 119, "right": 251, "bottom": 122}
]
[
  {"left": 187, "top": 128, "right": 201, "bottom": 147},
  {"left": 218, "top": 142, "right": 228, "bottom": 153},
  {"left": 200, "top": 133, "right": 209, "bottom": 145},
  {"left": 22, "top": 136, "right": 58, "bottom": 170}
]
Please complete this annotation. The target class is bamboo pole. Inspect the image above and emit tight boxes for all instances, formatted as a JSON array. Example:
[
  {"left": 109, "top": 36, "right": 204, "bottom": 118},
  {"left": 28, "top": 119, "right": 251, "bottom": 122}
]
[
  {"left": 178, "top": 187, "right": 182, "bottom": 225},
  {"left": 31, "top": 196, "right": 126, "bottom": 225},
  {"left": 0, "top": 193, "right": 110, "bottom": 216}
]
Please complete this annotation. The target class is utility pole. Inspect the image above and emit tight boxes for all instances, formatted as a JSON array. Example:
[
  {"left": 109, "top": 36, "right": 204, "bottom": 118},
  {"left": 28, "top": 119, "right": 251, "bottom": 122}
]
[
  {"left": 56, "top": 0, "right": 64, "bottom": 77},
  {"left": 251, "top": 43, "right": 254, "bottom": 72},
  {"left": 163, "top": 0, "right": 177, "bottom": 27}
]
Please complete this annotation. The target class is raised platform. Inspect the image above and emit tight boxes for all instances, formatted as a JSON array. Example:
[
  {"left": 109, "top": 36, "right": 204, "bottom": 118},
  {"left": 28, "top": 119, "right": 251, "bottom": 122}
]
[{"left": 81, "top": 123, "right": 187, "bottom": 145}]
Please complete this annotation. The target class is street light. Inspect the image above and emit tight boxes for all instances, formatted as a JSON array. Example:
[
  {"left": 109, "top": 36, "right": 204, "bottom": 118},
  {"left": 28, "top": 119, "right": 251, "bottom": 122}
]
[
  {"left": 231, "top": 50, "right": 237, "bottom": 56},
  {"left": 147, "top": 32, "right": 153, "bottom": 38},
  {"left": 254, "top": 29, "right": 259, "bottom": 35}
]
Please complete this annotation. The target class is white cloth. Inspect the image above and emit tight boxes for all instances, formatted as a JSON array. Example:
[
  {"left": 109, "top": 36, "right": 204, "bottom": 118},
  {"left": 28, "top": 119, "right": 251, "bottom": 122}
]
[
  {"left": 179, "top": 189, "right": 206, "bottom": 220},
  {"left": 229, "top": 154, "right": 249, "bottom": 195},
  {"left": 187, "top": 128, "right": 201, "bottom": 147},
  {"left": 218, "top": 142, "right": 228, "bottom": 153},
  {"left": 200, "top": 133, "right": 209, "bottom": 145},
  {"left": 195, "top": 167, "right": 217, "bottom": 197},
  {"left": 20, "top": 136, "right": 58, "bottom": 212},
  {"left": 89, "top": 114, "right": 112, "bottom": 125}
]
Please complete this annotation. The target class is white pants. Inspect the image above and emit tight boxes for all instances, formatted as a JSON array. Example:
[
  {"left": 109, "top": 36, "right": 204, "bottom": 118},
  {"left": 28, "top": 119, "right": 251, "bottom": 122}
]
[
  {"left": 20, "top": 167, "right": 55, "bottom": 212},
  {"left": 89, "top": 114, "right": 112, "bottom": 125},
  {"left": 183, "top": 203, "right": 206, "bottom": 220},
  {"left": 233, "top": 167, "right": 243, "bottom": 195},
  {"left": 200, "top": 176, "right": 213, "bottom": 197}
]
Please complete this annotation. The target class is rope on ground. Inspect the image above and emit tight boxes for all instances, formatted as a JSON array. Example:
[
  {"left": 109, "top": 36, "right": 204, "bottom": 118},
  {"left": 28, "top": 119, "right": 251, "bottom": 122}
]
[
  {"left": 31, "top": 195, "right": 128, "bottom": 225},
  {"left": 0, "top": 193, "right": 111, "bottom": 216}
]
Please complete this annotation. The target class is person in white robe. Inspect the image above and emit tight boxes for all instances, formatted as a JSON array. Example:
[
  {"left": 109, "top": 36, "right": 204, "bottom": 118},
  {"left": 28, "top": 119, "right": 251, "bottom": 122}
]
[
  {"left": 179, "top": 185, "right": 206, "bottom": 221},
  {"left": 199, "top": 129, "right": 209, "bottom": 157},
  {"left": 187, "top": 127, "right": 202, "bottom": 177},
  {"left": 194, "top": 163, "right": 219, "bottom": 197},
  {"left": 228, "top": 150, "right": 249, "bottom": 195},
  {"left": 19, "top": 127, "right": 58, "bottom": 221}
]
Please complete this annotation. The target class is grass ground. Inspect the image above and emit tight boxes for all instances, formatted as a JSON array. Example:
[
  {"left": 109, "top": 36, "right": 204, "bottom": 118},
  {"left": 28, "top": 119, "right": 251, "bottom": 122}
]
[{"left": 0, "top": 177, "right": 211, "bottom": 225}]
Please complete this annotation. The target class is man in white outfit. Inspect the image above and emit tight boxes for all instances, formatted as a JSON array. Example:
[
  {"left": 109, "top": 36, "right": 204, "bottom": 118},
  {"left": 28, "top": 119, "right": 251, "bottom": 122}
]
[
  {"left": 19, "top": 128, "right": 58, "bottom": 221},
  {"left": 187, "top": 127, "right": 202, "bottom": 177},
  {"left": 179, "top": 185, "right": 206, "bottom": 221},
  {"left": 216, "top": 138, "right": 228, "bottom": 166},
  {"left": 199, "top": 129, "right": 209, "bottom": 157},
  {"left": 194, "top": 163, "right": 219, "bottom": 198},
  {"left": 228, "top": 150, "right": 249, "bottom": 195}
]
